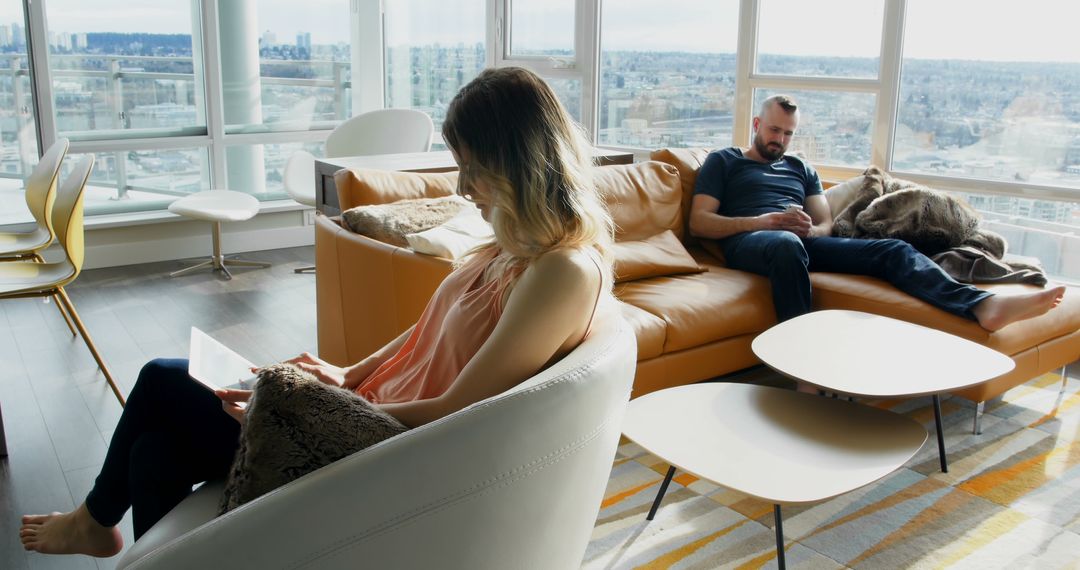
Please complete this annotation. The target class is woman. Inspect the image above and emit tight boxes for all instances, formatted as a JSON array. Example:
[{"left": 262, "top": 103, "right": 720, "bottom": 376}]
[{"left": 20, "top": 66, "right": 615, "bottom": 558}]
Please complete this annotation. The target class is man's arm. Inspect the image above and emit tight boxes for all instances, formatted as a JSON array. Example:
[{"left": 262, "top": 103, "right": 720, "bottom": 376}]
[{"left": 689, "top": 194, "right": 810, "bottom": 240}]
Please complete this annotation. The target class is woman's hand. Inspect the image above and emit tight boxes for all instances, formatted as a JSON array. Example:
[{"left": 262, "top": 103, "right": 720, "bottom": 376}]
[
  {"left": 283, "top": 352, "right": 348, "bottom": 388},
  {"left": 216, "top": 389, "right": 251, "bottom": 424}
]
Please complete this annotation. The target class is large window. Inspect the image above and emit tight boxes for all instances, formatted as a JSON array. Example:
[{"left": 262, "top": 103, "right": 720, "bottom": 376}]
[
  {"left": 599, "top": 0, "right": 739, "bottom": 149},
  {"left": 894, "top": 0, "right": 1080, "bottom": 189},
  {"left": 0, "top": 1, "right": 40, "bottom": 227},
  {"left": 383, "top": 0, "right": 486, "bottom": 140}
]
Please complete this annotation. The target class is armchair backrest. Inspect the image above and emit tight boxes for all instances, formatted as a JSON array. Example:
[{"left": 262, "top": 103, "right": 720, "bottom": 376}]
[
  {"left": 326, "top": 108, "right": 434, "bottom": 158},
  {"left": 120, "top": 314, "right": 637, "bottom": 570}
]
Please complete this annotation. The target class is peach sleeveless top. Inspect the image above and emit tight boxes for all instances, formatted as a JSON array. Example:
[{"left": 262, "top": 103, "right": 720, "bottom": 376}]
[
  {"left": 354, "top": 247, "right": 518, "bottom": 404},
  {"left": 355, "top": 246, "right": 603, "bottom": 404}
]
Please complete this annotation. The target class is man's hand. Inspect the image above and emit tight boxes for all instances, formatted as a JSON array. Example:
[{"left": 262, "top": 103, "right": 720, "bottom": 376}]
[
  {"left": 216, "top": 389, "right": 251, "bottom": 424},
  {"left": 283, "top": 352, "right": 349, "bottom": 388},
  {"left": 757, "top": 209, "right": 812, "bottom": 237}
]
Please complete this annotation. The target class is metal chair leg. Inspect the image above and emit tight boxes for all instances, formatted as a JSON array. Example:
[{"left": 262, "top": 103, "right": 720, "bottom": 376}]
[
  {"left": 49, "top": 293, "right": 77, "bottom": 336},
  {"left": 170, "top": 222, "right": 271, "bottom": 280},
  {"left": 56, "top": 287, "right": 125, "bottom": 406},
  {"left": 293, "top": 265, "right": 316, "bottom": 274}
]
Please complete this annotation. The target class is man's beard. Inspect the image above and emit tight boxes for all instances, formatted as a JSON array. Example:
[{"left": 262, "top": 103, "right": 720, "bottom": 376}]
[{"left": 753, "top": 133, "right": 785, "bottom": 161}]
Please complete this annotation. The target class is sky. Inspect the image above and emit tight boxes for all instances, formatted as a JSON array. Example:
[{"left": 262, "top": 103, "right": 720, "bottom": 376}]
[{"left": 0, "top": 0, "right": 1077, "bottom": 63}]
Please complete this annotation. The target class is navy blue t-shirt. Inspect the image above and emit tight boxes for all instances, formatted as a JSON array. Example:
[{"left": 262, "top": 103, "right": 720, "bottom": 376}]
[{"left": 693, "top": 147, "right": 822, "bottom": 218}]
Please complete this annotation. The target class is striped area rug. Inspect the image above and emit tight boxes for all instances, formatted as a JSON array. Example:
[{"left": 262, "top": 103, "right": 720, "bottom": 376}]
[{"left": 585, "top": 371, "right": 1080, "bottom": 569}]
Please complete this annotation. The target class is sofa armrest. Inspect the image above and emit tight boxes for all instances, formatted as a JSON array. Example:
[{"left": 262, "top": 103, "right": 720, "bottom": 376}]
[{"left": 315, "top": 214, "right": 452, "bottom": 366}]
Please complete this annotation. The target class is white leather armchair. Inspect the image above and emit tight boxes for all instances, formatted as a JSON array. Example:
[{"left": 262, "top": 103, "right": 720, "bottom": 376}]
[{"left": 117, "top": 314, "right": 636, "bottom": 569}]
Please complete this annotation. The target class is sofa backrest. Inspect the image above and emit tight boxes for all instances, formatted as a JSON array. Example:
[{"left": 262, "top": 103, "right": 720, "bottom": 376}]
[
  {"left": 335, "top": 162, "right": 688, "bottom": 243},
  {"left": 334, "top": 168, "right": 457, "bottom": 210}
]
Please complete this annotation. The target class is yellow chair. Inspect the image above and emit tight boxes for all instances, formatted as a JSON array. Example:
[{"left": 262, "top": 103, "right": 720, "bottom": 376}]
[
  {"left": 0, "top": 155, "right": 125, "bottom": 406},
  {"left": 0, "top": 139, "right": 77, "bottom": 335}
]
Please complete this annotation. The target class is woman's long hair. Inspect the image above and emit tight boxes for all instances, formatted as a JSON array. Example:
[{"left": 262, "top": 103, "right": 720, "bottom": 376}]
[{"left": 442, "top": 67, "right": 613, "bottom": 283}]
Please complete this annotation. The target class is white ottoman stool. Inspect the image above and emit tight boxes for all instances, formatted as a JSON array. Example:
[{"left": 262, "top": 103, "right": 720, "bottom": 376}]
[{"left": 168, "top": 190, "right": 271, "bottom": 280}]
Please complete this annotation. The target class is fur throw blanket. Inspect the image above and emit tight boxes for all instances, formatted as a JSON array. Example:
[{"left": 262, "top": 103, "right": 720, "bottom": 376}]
[
  {"left": 831, "top": 166, "right": 1046, "bottom": 284},
  {"left": 832, "top": 166, "right": 1005, "bottom": 256},
  {"left": 218, "top": 364, "right": 408, "bottom": 514}
]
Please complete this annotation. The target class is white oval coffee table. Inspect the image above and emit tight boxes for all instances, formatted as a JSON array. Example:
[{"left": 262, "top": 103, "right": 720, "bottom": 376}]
[
  {"left": 752, "top": 309, "right": 1015, "bottom": 473},
  {"left": 623, "top": 383, "right": 926, "bottom": 569}
]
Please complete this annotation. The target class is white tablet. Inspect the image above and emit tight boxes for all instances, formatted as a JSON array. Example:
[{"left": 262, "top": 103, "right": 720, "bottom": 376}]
[{"left": 188, "top": 327, "right": 259, "bottom": 394}]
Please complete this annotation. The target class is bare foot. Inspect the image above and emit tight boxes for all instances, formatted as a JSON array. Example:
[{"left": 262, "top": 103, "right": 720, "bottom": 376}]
[
  {"left": 20, "top": 503, "right": 123, "bottom": 557},
  {"left": 973, "top": 285, "right": 1066, "bottom": 332}
]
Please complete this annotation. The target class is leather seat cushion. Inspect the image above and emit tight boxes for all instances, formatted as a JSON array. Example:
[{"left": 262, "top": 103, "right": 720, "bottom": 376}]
[
  {"left": 616, "top": 301, "right": 667, "bottom": 360},
  {"left": 811, "top": 273, "right": 1080, "bottom": 356},
  {"left": 616, "top": 260, "right": 775, "bottom": 353}
]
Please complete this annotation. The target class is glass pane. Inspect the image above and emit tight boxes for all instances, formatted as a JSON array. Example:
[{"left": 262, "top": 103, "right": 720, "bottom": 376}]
[
  {"left": 384, "top": 0, "right": 486, "bottom": 140},
  {"left": 44, "top": 0, "right": 205, "bottom": 139},
  {"left": 895, "top": 0, "right": 1080, "bottom": 189},
  {"left": 510, "top": 0, "right": 574, "bottom": 57},
  {"left": 225, "top": 0, "right": 351, "bottom": 134},
  {"left": 0, "top": 3, "right": 41, "bottom": 227},
  {"left": 599, "top": 0, "right": 739, "bottom": 148},
  {"left": 63, "top": 148, "right": 211, "bottom": 216},
  {"left": 961, "top": 192, "right": 1080, "bottom": 284},
  {"left": 226, "top": 142, "right": 324, "bottom": 201},
  {"left": 752, "top": 89, "right": 875, "bottom": 167},
  {"left": 757, "top": 0, "right": 883, "bottom": 79},
  {"left": 546, "top": 78, "right": 581, "bottom": 123}
]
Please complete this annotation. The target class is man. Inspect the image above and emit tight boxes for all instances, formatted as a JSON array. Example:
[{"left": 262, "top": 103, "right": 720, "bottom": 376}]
[{"left": 690, "top": 94, "right": 1064, "bottom": 330}]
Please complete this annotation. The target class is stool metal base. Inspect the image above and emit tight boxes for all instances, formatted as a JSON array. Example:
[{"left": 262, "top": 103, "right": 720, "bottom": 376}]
[
  {"left": 170, "top": 221, "right": 271, "bottom": 280},
  {"left": 293, "top": 265, "right": 316, "bottom": 274}
]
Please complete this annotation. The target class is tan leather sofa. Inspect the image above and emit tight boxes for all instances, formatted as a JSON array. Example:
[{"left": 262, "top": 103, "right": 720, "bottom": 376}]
[{"left": 315, "top": 149, "right": 1080, "bottom": 425}]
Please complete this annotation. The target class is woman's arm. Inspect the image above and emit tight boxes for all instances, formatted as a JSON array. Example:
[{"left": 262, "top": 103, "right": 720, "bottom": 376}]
[
  {"left": 284, "top": 324, "right": 416, "bottom": 389},
  {"left": 378, "top": 249, "right": 603, "bottom": 428}
]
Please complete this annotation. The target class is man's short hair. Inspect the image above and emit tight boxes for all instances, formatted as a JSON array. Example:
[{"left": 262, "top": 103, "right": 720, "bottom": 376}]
[{"left": 760, "top": 94, "right": 798, "bottom": 117}]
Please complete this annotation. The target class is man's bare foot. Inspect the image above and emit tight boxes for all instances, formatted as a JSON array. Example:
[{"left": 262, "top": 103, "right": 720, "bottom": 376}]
[
  {"left": 20, "top": 503, "right": 122, "bottom": 557},
  {"left": 973, "top": 285, "right": 1066, "bottom": 332}
]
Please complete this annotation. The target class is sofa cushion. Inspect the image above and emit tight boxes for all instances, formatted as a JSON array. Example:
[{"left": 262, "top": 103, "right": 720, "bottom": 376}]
[
  {"left": 611, "top": 230, "right": 705, "bottom": 283},
  {"left": 405, "top": 203, "right": 493, "bottom": 259},
  {"left": 595, "top": 161, "right": 686, "bottom": 241},
  {"left": 649, "top": 147, "right": 712, "bottom": 235},
  {"left": 616, "top": 301, "right": 667, "bottom": 360},
  {"left": 616, "top": 257, "right": 775, "bottom": 353},
  {"left": 824, "top": 175, "right": 865, "bottom": 219},
  {"left": 342, "top": 195, "right": 468, "bottom": 247}
]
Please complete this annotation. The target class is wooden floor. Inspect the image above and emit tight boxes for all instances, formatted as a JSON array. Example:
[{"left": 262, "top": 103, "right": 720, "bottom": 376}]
[{"left": 0, "top": 247, "right": 317, "bottom": 570}]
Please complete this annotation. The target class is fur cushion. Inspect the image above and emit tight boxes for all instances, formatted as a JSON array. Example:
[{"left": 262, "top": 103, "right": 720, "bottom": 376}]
[
  {"left": 218, "top": 364, "right": 408, "bottom": 514},
  {"left": 342, "top": 195, "right": 468, "bottom": 247}
]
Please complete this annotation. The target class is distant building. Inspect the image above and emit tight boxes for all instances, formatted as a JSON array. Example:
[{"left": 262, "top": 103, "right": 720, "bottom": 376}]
[
  {"left": 260, "top": 30, "right": 276, "bottom": 48},
  {"left": 296, "top": 32, "right": 311, "bottom": 53},
  {"left": 0, "top": 25, "right": 9, "bottom": 47},
  {"left": 11, "top": 23, "right": 23, "bottom": 47}
]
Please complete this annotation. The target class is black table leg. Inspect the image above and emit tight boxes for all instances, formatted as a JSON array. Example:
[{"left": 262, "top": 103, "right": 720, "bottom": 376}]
[
  {"left": 774, "top": 504, "right": 786, "bottom": 570},
  {"left": 646, "top": 465, "right": 676, "bottom": 521},
  {"left": 933, "top": 395, "right": 948, "bottom": 473}
]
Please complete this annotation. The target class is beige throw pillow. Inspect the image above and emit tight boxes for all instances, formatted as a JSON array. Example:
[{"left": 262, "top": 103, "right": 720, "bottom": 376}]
[
  {"left": 611, "top": 229, "right": 706, "bottom": 283},
  {"left": 342, "top": 195, "right": 467, "bottom": 247}
]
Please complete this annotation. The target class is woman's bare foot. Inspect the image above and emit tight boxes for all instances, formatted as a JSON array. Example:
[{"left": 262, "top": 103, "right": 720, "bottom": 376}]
[
  {"left": 20, "top": 503, "right": 123, "bottom": 557},
  {"left": 973, "top": 285, "right": 1066, "bottom": 332}
]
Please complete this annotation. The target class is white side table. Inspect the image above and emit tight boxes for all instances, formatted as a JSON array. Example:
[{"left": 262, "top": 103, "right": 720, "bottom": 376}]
[
  {"left": 168, "top": 190, "right": 271, "bottom": 280},
  {"left": 752, "top": 309, "right": 1015, "bottom": 472},
  {"left": 624, "top": 383, "right": 926, "bottom": 569}
]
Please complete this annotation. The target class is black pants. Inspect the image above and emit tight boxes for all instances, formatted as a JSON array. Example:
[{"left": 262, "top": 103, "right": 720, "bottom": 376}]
[{"left": 84, "top": 358, "right": 240, "bottom": 539}]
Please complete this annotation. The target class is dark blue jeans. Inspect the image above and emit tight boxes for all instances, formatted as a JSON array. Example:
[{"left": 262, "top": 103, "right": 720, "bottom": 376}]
[
  {"left": 84, "top": 358, "right": 240, "bottom": 539},
  {"left": 722, "top": 231, "right": 993, "bottom": 322}
]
